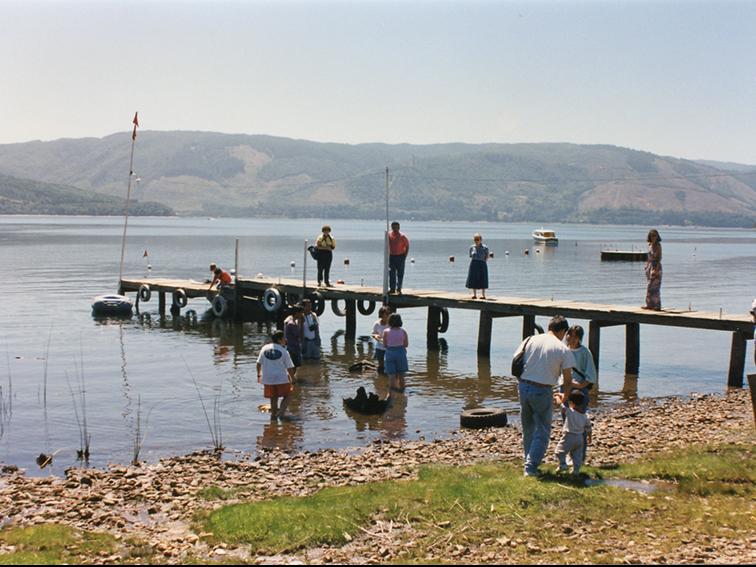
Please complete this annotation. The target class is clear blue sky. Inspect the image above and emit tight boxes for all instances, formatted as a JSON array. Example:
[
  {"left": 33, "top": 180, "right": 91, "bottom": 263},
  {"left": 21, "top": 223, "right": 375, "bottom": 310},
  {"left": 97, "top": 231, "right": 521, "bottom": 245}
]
[{"left": 2, "top": 0, "right": 755, "bottom": 163}]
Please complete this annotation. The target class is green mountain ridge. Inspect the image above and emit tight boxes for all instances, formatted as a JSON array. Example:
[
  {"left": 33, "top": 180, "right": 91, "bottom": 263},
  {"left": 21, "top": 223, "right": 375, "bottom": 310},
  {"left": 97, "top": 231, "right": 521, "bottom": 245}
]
[
  {"left": 0, "top": 132, "right": 754, "bottom": 226},
  {"left": 0, "top": 174, "right": 174, "bottom": 216}
]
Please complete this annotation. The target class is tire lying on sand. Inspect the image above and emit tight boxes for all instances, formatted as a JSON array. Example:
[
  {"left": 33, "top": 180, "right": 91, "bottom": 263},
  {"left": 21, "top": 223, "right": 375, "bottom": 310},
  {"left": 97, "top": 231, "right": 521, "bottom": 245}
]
[{"left": 460, "top": 407, "right": 508, "bottom": 429}]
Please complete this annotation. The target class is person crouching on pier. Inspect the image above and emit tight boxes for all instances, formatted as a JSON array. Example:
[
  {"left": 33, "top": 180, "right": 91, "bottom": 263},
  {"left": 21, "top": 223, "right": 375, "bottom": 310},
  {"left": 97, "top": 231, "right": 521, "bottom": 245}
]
[
  {"left": 256, "top": 330, "right": 295, "bottom": 420},
  {"left": 382, "top": 313, "right": 409, "bottom": 392}
]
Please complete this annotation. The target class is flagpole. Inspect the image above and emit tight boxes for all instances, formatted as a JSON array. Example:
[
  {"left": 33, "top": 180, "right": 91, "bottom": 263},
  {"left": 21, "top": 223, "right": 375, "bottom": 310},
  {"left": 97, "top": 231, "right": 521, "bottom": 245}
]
[
  {"left": 118, "top": 113, "right": 138, "bottom": 288},
  {"left": 382, "top": 166, "right": 389, "bottom": 305}
]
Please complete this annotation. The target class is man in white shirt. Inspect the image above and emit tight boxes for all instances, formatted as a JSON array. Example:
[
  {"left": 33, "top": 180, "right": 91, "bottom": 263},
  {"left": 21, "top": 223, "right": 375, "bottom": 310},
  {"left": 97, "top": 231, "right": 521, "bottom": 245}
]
[
  {"left": 256, "top": 330, "right": 295, "bottom": 419},
  {"left": 513, "top": 315, "right": 575, "bottom": 477}
]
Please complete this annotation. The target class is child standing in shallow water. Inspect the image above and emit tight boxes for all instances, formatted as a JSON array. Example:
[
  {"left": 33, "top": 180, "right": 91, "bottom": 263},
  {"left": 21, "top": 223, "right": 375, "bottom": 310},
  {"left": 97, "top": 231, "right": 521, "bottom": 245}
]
[
  {"left": 382, "top": 313, "right": 409, "bottom": 392},
  {"left": 554, "top": 390, "right": 592, "bottom": 476}
]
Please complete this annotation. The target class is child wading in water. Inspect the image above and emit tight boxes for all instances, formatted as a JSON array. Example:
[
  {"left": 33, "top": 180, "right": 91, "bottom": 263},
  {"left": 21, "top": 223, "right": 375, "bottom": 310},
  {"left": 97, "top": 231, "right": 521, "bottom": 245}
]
[
  {"left": 554, "top": 390, "right": 592, "bottom": 476},
  {"left": 371, "top": 306, "right": 390, "bottom": 374},
  {"left": 256, "top": 330, "right": 295, "bottom": 419},
  {"left": 382, "top": 313, "right": 409, "bottom": 392}
]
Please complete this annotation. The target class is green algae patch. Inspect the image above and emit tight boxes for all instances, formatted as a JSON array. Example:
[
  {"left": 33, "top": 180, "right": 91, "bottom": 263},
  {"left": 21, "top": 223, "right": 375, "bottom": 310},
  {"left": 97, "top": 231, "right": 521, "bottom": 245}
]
[{"left": 0, "top": 524, "right": 117, "bottom": 565}]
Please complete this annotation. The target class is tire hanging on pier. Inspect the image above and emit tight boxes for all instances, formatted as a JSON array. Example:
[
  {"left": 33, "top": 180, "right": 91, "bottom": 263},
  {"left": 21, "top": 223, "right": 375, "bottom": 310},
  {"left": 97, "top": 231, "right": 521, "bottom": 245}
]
[
  {"left": 262, "top": 288, "right": 283, "bottom": 312},
  {"left": 437, "top": 308, "right": 450, "bottom": 333},
  {"left": 212, "top": 295, "right": 228, "bottom": 318},
  {"left": 357, "top": 300, "right": 376, "bottom": 316},
  {"left": 172, "top": 288, "right": 188, "bottom": 308},
  {"left": 331, "top": 299, "right": 347, "bottom": 317},
  {"left": 309, "top": 291, "right": 325, "bottom": 316},
  {"left": 139, "top": 284, "right": 151, "bottom": 302}
]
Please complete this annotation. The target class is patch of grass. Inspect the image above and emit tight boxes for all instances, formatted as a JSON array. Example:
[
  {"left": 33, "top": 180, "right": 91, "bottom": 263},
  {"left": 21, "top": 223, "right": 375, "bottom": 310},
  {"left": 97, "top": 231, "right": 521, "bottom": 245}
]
[
  {"left": 0, "top": 524, "right": 117, "bottom": 565},
  {"left": 198, "top": 486, "right": 236, "bottom": 501},
  {"left": 202, "top": 443, "right": 756, "bottom": 563},
  {"left": 604, "top": 443, "right": 755, "bottom": 496}
]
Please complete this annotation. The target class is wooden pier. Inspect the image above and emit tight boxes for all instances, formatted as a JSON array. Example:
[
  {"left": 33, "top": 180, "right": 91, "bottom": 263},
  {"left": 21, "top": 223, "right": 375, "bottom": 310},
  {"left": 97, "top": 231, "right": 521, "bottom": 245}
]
[{"left": 120, "top": 276, "right": 754, "bottom": 388}]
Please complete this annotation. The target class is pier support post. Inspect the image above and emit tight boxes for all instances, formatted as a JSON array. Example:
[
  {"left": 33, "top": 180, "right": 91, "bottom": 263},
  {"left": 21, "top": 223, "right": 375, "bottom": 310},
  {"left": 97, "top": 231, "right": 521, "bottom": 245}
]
[
  {"left": 478, "top": 311, "right": 493, "bottom": 356},
  {"left": 427, "top": 306, "right": 441, "bottom": 350},
  {"left": 588, "top": 321, "right": 601, "bottom": 373},
  {"left": 345, "top": 300, "right": 357, "bottom": 341},
  {"left": 522, "top": 314, "right": 536, "bottom": 339},
  {"left": 158, "top": 292, "right": 166, "bottom": 317},
  {"left": 625, "top": 323, "right": 640, "bottom": 375},
  {"left": 728, "top": 331, "right": 749, "bottom": 388}
]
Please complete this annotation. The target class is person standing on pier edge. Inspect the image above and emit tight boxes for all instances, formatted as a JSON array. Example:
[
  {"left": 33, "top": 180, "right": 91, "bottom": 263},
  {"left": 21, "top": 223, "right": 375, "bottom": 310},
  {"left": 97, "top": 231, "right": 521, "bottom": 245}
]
[
  {"left": 513, "top": 315, "right": 575, "bottom": 477},
  {"left": 643, "top": 229, "right": 663, "bottom": 310},
  {"left": 316, "top": 225, "right": 336, "bottom": 287},
  {"left": 301, "top": 299, "right": 321, "bottom": 360},
  {"left": 466, "top": 233, "right": 490, "bottom": 299},
  {"left": 256, "top": 330, "right": 295, "bottom": 420},
  {"left": 382, "top": 313, "right": 409, "bottom": 391},
  {"left": 388, "top": 221, "right": 410, "bottom": 295},
  {"left": 283, "top": 305, "right": 304, "bottom": 373}
]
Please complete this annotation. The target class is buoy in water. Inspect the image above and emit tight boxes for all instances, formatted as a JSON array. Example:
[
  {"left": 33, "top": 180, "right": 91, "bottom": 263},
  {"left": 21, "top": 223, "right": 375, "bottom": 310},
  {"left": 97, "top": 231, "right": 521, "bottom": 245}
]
[
  {"left": 449, "top": 256, "right": 455, "bottom": 262},
  {"left": 505, "top": 251, "right": 510, "bottom": 255},
  {"left": 290, "top": 261, "right": 296, "bottom": 268},
  {"left": 344, "top": 258, "right": 350, "bottom": 265},
  {"left": 536, "top": 249, "right": 541, "bottom": 253},
  {"left": 524, "top": 249, "right": 530, "bottom": 255},
  {"left": 410, "top": 258, "right": 415, "bottom": 263}
]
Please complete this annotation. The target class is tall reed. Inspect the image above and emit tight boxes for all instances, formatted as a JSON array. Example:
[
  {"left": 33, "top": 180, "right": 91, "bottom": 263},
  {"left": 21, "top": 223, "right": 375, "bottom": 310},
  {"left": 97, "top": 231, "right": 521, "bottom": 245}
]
[
  {"left": 131, "top": 395, "right": 153, "bottom": 465},
  {"left": 185, "top": 361, "right": 224, "bottom": 451},
  {"left": 66, "top": 346, "right": 91, "bottom": 461}
]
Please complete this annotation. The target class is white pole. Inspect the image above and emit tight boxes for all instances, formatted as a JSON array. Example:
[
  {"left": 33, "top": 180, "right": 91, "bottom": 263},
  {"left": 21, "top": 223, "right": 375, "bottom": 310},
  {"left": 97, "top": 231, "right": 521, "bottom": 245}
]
[
  {"left": 118, "top": 128, "right": 137, "bottom": 287},
  {"left": 303, "top": 239, "right": 308, "bottom": 297},
  {"left": 383, "top": 166, "right": 390, "bottom": 304}
]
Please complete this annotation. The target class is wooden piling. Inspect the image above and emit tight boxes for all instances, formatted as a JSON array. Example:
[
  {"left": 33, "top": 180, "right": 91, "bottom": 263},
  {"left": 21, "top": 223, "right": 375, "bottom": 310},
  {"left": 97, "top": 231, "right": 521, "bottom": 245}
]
[
  {"left": 345, "top": 299, "right": 357, "bottom": 340},
  {"left": 589, "top": 321, "right": 601, "bottom": 373},
  {"left": 625, "top": 322, "right": 640, "bottom": 375},
  {"left": 728, "top": 331, "right": 749, "bottom": 388},
  {"left": 158, "top": 292, "right": 166, "bottom": 316},
  {"left": 522, "top": 314, "right": 536, "bottom": 339},
  {"left": 427, "top": 306, "right": 441, "bottom": 350},
  {"left": 478, "top": 311, "right": 493, "bottom": 356}
]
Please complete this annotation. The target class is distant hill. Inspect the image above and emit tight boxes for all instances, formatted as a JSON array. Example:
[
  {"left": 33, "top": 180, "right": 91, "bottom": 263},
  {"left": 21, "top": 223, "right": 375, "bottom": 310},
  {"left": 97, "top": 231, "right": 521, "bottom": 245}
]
[
  {"left": 0, "top": 174, "right": 173, "bottom": 216},
  {"left": 0, "top": 132, "right": 754, "bottom": 227},
  {"left": 695, "top": 159, "right": 756, "bottom": 173}
]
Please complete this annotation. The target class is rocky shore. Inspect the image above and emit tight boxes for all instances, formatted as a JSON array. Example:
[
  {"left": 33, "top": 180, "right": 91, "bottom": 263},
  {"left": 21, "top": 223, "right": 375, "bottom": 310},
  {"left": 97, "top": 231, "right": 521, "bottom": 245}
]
[{"left": 1, "top": 389, "right": 754, "bottom": 564}]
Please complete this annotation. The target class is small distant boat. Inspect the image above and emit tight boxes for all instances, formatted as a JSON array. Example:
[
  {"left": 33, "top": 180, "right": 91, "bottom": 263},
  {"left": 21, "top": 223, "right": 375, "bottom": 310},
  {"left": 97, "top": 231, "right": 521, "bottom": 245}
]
[
  {"left": 92, "top": 294, "right": 133, "bottom": 317},
  {"left": 532, "top": 228, "right": 558, "bottom": 245}
]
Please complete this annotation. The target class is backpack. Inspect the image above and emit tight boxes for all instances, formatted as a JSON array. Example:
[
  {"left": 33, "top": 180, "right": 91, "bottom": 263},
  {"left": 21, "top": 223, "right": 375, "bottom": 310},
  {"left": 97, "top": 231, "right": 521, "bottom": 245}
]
[
  {"left": 307, "top": 245, "right": 319, "bottom": 260},
  {"left": 511, "top": 336, "right": 533, "bottom": 378}
]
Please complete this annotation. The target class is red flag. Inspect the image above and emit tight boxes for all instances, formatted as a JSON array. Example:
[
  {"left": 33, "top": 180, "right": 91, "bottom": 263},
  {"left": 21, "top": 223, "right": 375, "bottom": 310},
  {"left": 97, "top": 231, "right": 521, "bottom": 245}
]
[
  {"left": 143, "top": 249, "right": 149, "bottom": 258},
  {"left": 132, "top": 112, "right": 139, "bottom": 140}
]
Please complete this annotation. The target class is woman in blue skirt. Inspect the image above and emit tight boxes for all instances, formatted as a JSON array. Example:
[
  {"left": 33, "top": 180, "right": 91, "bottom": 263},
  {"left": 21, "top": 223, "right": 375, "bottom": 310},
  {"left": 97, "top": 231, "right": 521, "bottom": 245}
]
[{"left": 466, "top": 233, "right": 490, "bottom": 299}]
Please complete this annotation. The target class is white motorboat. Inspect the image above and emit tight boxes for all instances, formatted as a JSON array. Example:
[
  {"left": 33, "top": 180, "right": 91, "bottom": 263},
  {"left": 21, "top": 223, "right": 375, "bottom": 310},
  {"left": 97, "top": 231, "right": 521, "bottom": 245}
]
[{"left": 532, "top": 228, "right": 558, "bottom": 245}]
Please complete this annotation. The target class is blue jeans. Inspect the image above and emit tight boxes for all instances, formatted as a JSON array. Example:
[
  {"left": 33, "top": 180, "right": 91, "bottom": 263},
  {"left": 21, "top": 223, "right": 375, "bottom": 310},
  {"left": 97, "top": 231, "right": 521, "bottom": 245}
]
[
  {"left": 389, "top": 255, "right": 406, "bottom": 292},
  {"left": 518, "top": 381, "right": 553, "bottom": 475}
]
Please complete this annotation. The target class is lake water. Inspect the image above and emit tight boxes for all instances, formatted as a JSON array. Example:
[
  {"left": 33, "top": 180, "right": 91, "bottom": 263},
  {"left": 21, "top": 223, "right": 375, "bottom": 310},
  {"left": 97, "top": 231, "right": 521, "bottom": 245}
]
[{"left": 1, "top": 216, "right": 754, "bottom": 475}]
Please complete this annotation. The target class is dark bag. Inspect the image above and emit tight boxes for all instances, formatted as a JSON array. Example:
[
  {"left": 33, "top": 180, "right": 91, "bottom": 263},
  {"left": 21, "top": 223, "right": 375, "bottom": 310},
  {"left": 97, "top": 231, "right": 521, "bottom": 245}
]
[
  {"left": 308, "top": 245, "right": 319, "bottom": 260},
  {"left": 511, "top": 336, "right": 533, "bottom": 378}
]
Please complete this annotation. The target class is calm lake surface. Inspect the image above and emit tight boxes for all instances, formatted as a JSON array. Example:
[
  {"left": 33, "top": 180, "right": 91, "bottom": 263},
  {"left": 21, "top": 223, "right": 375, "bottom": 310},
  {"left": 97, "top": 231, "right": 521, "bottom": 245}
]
[{"left": 1, "top": 216, "right": 754, "bottom": 474}]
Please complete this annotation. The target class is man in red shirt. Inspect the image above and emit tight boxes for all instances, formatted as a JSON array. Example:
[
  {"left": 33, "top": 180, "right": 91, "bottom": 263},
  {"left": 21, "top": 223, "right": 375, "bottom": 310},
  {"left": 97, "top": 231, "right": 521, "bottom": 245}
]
[
  {"left": 388, "top": 221, "right": 410, "bottom": 294},
  {"left": 209, "top": 267, "right": 233, "bottom": 291}
]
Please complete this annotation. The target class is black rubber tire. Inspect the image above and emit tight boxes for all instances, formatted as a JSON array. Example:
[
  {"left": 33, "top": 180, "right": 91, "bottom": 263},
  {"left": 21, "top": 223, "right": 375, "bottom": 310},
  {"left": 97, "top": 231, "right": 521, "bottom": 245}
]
[
  {"left": 262, "top": 288, "right": 282, "bottom": 312},
  {"left": 460, "top": 407, "right": 507, "bottom": 429},
  {"left": 138, "top": 284, "right": 151, "bottom": 302},
  {"left": 438, "top": 308, "right": 450, "bottom": 333},
  {"left": 212, "top": 295, "right": 228, "bottom": 318},
  {"left": 357, "top": 300, "right": 376, "bottom": 316},
  {"left": 331, "top": 299, "right": 347, "bottom": 317},
  {"left": 172, "top": 288, "right": 188, "bottom": 308},
  {"left": 309, "top": 291, "right": 325, "bottom": 316}
]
